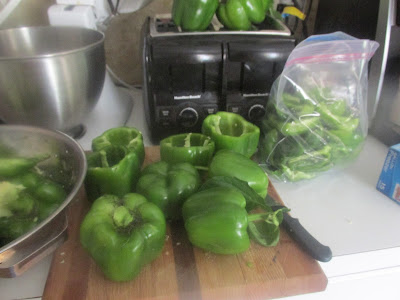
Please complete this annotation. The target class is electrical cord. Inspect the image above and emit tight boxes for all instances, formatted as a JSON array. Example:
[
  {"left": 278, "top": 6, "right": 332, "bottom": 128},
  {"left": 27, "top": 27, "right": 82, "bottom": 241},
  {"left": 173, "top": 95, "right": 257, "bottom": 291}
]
[
  {"left": 106, "top": 65, "right": 142, "bottom": 90},
  {"left": 107, "top": 0, "right": 121, "bottom": 15},
  {"left": 302, "top": 0, "right": 313, "bottom": 38},
  {"left": 289, "top": 0, "right": 313, "bottom": 39}
]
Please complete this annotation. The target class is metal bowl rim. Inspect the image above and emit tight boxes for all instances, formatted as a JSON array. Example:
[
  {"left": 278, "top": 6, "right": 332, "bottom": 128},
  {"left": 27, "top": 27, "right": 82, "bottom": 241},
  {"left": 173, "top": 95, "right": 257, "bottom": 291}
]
[
  {"left": 0, "top": 125, "right": 87, "bottom": 253},
  {"left": 0, "top": 26, "right": 105, "bottom": 61}
]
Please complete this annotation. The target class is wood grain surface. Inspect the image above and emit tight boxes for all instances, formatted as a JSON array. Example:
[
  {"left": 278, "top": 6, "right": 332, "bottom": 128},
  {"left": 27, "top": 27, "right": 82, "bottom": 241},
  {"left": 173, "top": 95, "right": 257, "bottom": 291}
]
[{"left": 43, "top": 147, "right": 327, "bottom": 300}]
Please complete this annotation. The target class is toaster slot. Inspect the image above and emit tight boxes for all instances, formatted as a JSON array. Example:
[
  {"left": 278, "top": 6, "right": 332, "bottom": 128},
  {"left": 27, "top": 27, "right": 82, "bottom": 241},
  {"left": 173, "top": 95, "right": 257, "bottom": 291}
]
[
  {"left": 227, "top": 40, "right": 293, "bottom": 97},
  {"left": 147, "top": 40, "right": 223, "bottom": 141},
  {"left": 170, "top": 64, "right": 203, "bottom": 96},
  {"left": 225, "top": 38, "right": 295, "bottom": 121},
  {"left": 228, "top": 40, "right": 294, "bottom": 62},
  {"left": 152, "top": 42, "right": 221, "bottom": 64},
  {"left": 241, "top": 61, "right": 283, "bottom": 95},
  {"left": 150, "top": 41, "right": 223, "bottom": 101}
]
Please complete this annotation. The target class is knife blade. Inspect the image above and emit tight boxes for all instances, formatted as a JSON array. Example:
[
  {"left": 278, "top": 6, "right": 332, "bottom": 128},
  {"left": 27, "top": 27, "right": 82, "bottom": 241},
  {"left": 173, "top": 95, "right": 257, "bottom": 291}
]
[{"left": 266, "top": 194, "right": 333, "bottom": 262}]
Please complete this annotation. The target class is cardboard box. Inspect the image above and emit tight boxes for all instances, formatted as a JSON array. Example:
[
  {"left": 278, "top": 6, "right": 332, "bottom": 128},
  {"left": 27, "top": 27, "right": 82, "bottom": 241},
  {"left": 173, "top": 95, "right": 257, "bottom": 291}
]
[{"left": 377, "top": 144, "right": 400, "bottom": 205}]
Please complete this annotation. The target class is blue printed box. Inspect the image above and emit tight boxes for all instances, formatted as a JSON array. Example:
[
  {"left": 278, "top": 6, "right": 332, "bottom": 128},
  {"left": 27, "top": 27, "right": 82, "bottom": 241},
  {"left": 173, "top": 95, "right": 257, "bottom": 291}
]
[{"left": 377, "top": 144, "right": 400, "bottom": 205}]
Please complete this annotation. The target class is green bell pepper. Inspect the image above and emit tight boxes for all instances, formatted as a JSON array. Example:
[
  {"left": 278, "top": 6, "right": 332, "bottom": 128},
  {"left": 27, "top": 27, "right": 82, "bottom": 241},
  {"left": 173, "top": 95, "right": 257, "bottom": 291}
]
[
  {"left": 91, "top": 127, "right": 145, "bottom": 165},
  {"left": 136, "top": 161, "right": 201, "bottom": 220},
  {"left": 160, "top": 133, "right": 215, "bottom": 167},
  {"left": 183, "top": 183, "right": 287, "bottom": 254},
  {"left": 202, "top": 111, "right": 260, "bottom": 158},
  {"left": 217, "top": 0, "right": 273, "bottom": 30},
  {"left": 80, "top": 193, "right": 166, "bottom": 282},
  {"left": 183, "top": 186, "right": 249, "bottom": 254},
  {"left": 172, "top": 0, "right": 219, "bottom": 31},
  {"left": 85, "top": 127, "right": 145, "bottom": 202},
  {"left": 85, "top": 149, "right": 142, "bottom": 202},
  {"left": 208, "top": 149, "right": 269, "bottom": 198}
]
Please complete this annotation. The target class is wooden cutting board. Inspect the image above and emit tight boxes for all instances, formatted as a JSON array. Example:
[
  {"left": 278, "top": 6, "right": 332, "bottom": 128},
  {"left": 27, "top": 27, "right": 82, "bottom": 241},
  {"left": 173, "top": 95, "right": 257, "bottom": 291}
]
[{"left": 43, "top": 146, "right": 327, "bottom": 300}]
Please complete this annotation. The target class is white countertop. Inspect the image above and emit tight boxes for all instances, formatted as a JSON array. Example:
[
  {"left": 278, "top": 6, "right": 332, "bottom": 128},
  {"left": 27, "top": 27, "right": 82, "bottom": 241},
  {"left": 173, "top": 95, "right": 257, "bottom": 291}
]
[
  {"left": 276, "top": 135, "right": 400, "bottom": 300},
  {"left": 273, "top": 135, "right": 400, "bottom": 257},
  {"left": 1, "top": 87, "right": 400, "bottom": 299}
]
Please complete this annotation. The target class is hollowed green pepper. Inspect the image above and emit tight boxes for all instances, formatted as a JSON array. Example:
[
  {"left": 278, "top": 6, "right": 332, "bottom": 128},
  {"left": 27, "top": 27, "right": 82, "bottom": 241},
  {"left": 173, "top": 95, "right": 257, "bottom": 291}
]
[
  {"left": 160, "top": 133, "right": 215, "bottom": 167},
  {"left": 136, "top": 161, "right": 201, "bottom": 220},
  {"left": 80, "top": 193, "right": 166, "bottom": 282},
  {"left": 202, "top": 111, "right": 260, "bottom": 158},
  {"left": 172, "top": 0, "right": 219, "bottom": 31},
  {"left": 85, "top": 127, "right": 144, "bottom": 202},
  {"left": 208, "top": 149, "right": 269, "bottom": 198},
  {"left": 91, "top": 127, "right": 145, "bottom": 165},
  {"left": 217, "top": 0, "right": 273, "bottom": 30}
]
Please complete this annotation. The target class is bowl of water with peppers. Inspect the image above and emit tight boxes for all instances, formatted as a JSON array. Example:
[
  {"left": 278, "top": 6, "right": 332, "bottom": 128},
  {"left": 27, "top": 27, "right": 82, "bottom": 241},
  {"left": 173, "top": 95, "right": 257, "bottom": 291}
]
[{"left": 0, "top": 125, "right": 86, "bottom": 277}]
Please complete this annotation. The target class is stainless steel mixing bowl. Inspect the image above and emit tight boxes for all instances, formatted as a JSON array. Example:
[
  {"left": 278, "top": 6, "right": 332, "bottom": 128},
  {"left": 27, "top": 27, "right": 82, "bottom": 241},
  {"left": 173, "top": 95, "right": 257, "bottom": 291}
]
[
  {"left": 0, "top": 26, "right": 105, "bottom": 134},
  {"left": 0, "top": 125, "right": 87, "bottom": 277}
]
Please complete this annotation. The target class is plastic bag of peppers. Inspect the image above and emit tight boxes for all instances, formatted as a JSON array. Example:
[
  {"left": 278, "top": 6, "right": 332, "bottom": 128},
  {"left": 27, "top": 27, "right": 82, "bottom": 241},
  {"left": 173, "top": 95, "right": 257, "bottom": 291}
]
[{"left": 256, "top": 32, "right": 379, "bottom": 182}]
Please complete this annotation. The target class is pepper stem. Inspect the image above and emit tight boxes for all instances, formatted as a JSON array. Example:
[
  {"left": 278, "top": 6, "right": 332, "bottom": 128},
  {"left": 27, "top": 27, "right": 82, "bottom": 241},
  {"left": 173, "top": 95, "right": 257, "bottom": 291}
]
[
  {"left": 113, "top": 206, "right": 134, "bottom": 228},
  {"left": 247, "top": 213, "right": 270, "bottom": 222}
]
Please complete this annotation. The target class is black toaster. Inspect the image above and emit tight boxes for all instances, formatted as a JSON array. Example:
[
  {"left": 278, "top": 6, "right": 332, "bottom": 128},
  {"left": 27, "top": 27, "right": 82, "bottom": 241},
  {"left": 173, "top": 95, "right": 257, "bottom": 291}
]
[{"left": 141, "top": 14, "right": 295, "bottom": 143}]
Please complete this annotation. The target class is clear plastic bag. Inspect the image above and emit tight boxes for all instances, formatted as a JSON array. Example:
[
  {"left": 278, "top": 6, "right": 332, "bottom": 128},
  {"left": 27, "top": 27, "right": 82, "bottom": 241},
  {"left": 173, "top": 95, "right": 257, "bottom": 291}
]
[{"left": 257, "top": 32, "right": 379, "bottom": 182}]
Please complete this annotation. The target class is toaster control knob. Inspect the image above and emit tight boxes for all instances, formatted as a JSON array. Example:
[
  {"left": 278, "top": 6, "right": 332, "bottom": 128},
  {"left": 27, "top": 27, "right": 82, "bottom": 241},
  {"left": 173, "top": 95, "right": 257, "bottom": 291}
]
[
  {"left": 248, "top": 104, "right": 266, "bottom": 121},
  {"left": 177, "top": 107, "right": 199, "bottom": 128}
]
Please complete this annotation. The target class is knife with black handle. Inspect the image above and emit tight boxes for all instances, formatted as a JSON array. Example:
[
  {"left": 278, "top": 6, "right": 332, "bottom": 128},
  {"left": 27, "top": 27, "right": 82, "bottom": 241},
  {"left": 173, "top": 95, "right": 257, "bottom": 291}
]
[{"left": 267, "top": 195, "right": 333, "bottom": 262}]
